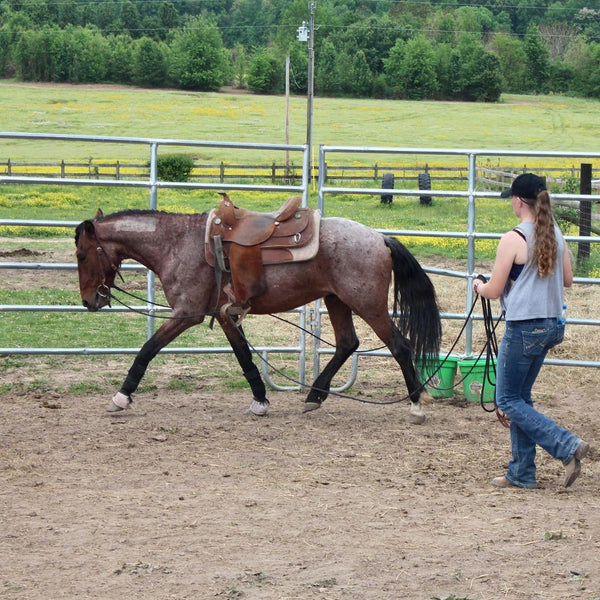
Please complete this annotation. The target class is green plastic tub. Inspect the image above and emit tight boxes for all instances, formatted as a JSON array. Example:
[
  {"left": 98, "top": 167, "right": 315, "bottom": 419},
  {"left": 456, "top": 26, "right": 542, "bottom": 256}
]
[
  {"left": 459, "top": 358, "right": 496, "bottom": 403},
  {"left": 416, "top": 355, "right": 458, "bottom": 399}
]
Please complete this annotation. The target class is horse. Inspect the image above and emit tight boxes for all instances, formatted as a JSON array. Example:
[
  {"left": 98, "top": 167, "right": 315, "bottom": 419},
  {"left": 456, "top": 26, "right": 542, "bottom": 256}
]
[{"left": 74, "top": 199, "right": 442, "bottom": 423}]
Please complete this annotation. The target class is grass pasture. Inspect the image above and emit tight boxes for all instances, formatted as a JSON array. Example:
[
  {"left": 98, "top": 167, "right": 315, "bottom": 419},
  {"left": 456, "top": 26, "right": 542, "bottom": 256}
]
[
  {"left": 1, "top": 81, "right": 599, "bottom": 354},
  {"left": 1, "top": 81, "right": 600, "bottom": 160}
]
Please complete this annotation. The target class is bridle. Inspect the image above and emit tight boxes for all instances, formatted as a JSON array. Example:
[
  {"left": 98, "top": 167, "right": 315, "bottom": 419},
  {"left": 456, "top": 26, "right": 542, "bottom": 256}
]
[{"left": 92, "top": 237, "right": 124, "bottom": 301}]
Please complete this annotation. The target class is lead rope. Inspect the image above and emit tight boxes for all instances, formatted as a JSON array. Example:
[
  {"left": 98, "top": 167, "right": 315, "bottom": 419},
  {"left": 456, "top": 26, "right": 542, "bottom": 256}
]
[
  {"left": 107, "top": 275, "right": 505, "bottom": 417},
  {"left": 476, "top": 276, "right": 509, "bottom": 428}
]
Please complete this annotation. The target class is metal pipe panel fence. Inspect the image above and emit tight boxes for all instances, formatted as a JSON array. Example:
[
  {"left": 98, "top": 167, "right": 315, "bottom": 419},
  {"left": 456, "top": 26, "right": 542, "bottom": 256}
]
[
  {"left": 1, "top": 134, "right": 598, "bottom": 396},
  {"left": 0, "top": 132, "right": 310, "bottom": 390},
  {"left": 315, "top": 145, "right": 600, "bottom": 385}
]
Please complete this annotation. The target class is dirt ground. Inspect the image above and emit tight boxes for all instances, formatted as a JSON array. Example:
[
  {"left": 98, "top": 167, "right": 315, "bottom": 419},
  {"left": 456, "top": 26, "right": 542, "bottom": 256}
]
[{"left": 1, "top": 244, "right": 599, "bottom": 600}]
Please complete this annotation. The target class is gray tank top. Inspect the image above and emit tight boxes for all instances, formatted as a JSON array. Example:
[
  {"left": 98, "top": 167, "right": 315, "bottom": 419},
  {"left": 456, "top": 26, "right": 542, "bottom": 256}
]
[{"left": 501, "top": 221, "right": 565, "bottom": 321}]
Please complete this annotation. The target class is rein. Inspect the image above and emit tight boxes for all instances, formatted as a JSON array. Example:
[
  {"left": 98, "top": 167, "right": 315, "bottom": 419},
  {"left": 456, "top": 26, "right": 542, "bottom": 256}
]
[
  {"left": 103, "top": 277, "right": 507, "bottom": 420},
  {"left": 107, "top": 284, "right": 219, "bottom": 320}
]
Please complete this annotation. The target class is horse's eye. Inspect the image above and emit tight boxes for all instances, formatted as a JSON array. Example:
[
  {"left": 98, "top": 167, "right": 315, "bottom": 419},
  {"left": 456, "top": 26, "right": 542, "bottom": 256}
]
[{"left": 77, "top": 253, "right": 86, "bottom": 263}]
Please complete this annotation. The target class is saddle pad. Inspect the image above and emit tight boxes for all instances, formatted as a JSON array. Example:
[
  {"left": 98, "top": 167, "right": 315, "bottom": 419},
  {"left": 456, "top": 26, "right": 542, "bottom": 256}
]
[{"left": 205, "top": 209, "right": 321, "bottom": 268}]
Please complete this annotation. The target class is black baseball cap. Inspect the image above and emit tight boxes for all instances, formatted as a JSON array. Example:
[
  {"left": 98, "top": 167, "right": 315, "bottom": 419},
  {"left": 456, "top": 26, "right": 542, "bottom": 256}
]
[{"left": 500, "top": 173, "right": 546, "bottom": 201}]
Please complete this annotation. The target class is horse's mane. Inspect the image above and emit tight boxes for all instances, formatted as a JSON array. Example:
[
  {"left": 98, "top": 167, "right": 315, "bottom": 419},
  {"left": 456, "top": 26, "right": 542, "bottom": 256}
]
[
  {"left": 75, "top": 209, "right": 208, "bottom": 243},
  {"left": 97, "top": 209, "right": 208, "bottom": 222}
]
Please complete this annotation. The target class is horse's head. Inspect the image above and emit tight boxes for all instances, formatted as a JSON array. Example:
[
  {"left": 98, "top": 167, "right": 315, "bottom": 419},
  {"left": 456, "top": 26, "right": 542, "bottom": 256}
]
[{"left": 74, "top": 210, "right": 118, "bottom": 311}]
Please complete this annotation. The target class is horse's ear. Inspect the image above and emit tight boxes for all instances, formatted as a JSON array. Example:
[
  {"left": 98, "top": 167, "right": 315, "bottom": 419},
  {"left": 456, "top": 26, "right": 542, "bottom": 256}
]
[
  {"left": 95, "top": 208, "right": 104, "bottom": 218},
  {"left": 83, "top": 220, "right": 96, "bottom": 235}
]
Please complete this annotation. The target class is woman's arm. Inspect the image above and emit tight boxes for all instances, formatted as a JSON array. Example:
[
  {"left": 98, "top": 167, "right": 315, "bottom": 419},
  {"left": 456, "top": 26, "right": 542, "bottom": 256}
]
[{"left": 474, "top": 230, "right": 523, "bottom": 299}]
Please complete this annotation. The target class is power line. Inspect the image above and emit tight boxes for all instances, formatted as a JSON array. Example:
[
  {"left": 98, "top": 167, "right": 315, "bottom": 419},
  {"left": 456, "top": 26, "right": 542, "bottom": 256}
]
[{"left": 8, "top": 0, "right": 594, "bottom": 13}]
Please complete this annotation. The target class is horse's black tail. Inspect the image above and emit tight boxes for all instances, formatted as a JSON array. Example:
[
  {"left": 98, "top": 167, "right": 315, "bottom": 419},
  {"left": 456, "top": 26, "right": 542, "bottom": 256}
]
[{"left": 384, "top": 236, "right": 442, "bottom": 362}]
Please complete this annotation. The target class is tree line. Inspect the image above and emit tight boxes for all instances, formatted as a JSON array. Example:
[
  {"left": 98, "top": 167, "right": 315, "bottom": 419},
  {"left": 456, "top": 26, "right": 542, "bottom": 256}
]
[{"left": 1, "top": 0, "right": 599, "bottom": 102}]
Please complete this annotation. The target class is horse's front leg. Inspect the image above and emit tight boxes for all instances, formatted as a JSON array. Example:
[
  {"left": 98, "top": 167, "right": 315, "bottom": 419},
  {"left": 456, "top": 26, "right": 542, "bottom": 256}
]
[
  {"left": 108, "top": 317, "right": 199, "bottom": 412},
  {"left": 217, "top": 315, "right": 269, "bottom": 416}
]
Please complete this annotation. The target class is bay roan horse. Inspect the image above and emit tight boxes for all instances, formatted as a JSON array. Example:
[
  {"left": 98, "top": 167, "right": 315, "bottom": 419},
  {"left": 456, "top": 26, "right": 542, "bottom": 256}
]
[{"left": 75, "top": 199, "right": 442, "bottom": 423}]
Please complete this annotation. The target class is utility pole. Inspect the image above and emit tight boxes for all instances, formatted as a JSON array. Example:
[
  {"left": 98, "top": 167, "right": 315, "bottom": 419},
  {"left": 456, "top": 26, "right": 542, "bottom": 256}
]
[
  {"left": 285, "top": 54, "right": 290, "bottom": 179},
  {"left": 298, "top": 1, "right": 315, "bottom": 179}
]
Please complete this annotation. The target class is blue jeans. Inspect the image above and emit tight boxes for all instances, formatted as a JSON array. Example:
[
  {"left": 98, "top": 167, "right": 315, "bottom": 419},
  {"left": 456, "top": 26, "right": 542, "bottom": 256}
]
[{"left": 496, "top": 318, "right": 581, "bottom": 488}]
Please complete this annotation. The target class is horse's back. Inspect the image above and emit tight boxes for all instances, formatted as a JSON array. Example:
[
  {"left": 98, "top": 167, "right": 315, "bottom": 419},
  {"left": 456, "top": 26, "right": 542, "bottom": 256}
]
[{"left": 250, "top": 217, "right": 392, "bottom": 314}]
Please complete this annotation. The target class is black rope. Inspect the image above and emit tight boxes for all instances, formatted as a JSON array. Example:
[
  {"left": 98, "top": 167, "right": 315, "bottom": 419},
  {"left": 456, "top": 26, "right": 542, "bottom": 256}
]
[
  {"left": 107, "top": 281, "right": 502, "bottom": 414},
  {"left": 109, "top": 285, "right": 218, "bottom": 320},
  {"left": 236, "top": 319, "right": 419, "bottom": 406}
]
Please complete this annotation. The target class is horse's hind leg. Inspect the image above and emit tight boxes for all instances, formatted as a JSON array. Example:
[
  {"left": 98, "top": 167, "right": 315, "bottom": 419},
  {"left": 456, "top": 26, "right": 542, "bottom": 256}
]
[
  {"left": 361, "top": 313, "right": 426, "bottom": 424},
  {"left": 389, "top": 325, "right": 427, "bottom": 424},
  {"left": 304, "top": 295, "right": 359, "bottom": 412}
]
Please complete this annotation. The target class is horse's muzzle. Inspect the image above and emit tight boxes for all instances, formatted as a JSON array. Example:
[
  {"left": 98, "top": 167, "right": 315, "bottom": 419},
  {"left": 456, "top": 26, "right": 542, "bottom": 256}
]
[
  {"left": 82, "top": 289, "right": 110, "bottom": 311},
  {"left": 82, "top": 299, "right": 100, "bottom": 312}
]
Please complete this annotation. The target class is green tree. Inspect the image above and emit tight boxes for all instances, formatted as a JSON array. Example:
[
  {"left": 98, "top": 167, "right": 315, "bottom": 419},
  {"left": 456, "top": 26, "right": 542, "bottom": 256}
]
[
  {"left": 399, "top": 35, "right": 438, "bottom": 100},
  {"left": 67, "top": 26, "right": 109, "bottom": 83},
  {"left": 576, "top": 41, "right": 600, "bottom": 99},
  {"left": 315, "top": 38, "right": 342, "bottom": 96},
  {"left": 168, "top": 16, "right": 230, "bottom": 91},
  {"left": 57, "top": 0, "right": 81, "bottom": 27},
  {"left": 158, "top": 2, "right": 179, "bottom": 36},
  {"left": 106, "top": 34, "right": 134, "bottom": 84},
  {"left": 21, "top": 0, "right": 50, "bottom": 25},
  {"left": 93, "top": 0, "right": 118, "bottom": 32},
  {"left": 488, "top": 32, "right": 527, "bottom": 92},
  {"left": 247, "top": 46, "right": 283, "bottom": 94},
  {"left": 426, "top": 11, "right": 457, "bottom": 45},
  {"left": 524, "top": 24, "right": 550, "bottom": 92},
  {"left": 473, "top": 51, "right": 502, "bottom": 101},
  {"left": 448, "top": 34, "right": 500, "bottom": 101},
  {"left": 351, "top": 49, "right": 372, "bottom": 97},
  {"left": 231, "top": 43, "right": 248, "bottom": 89},
  {"left": 119, "top": 0, "right": 141, "bottom": 38},
  {"left": 383, "top": 38, "right": 405, "bottom": 98},
  {"left": 287, "top": 41, "right": 307, "bottom": 94},
  {"left": 133, "top": 36, "right": 167, "bottom": 87}
]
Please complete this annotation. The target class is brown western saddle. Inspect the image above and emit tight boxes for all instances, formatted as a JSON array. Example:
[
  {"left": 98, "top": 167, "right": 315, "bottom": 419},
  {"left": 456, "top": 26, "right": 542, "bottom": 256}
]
[{"left": 205, "top": 193, "right": 320, "bottom": 317}]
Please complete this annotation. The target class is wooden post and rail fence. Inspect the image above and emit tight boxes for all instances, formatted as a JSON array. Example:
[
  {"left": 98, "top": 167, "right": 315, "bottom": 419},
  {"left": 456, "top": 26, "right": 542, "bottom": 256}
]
[
  {"left": 2, "top": 158, "right": 597, "bottom": 256},
  {"left": 1, "top": 158, "right": 599, "bottom": 190}
]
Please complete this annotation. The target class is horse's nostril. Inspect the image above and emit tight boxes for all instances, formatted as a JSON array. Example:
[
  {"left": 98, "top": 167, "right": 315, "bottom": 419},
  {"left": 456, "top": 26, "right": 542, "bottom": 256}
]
[{"left": 82, "top": 300, "right": 89, "bottom": 308}]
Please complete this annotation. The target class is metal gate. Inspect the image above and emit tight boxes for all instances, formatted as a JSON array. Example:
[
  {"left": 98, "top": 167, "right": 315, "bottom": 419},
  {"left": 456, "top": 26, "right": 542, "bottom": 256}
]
[
  {"left": 314, "top": 144, "right": 600, "bottom": 389},
  {"left": 1, "top": 134, "right": 598, "bottom": 396},
  {"left": 0, "top": 133, "right": 310, "bottom": 390}
]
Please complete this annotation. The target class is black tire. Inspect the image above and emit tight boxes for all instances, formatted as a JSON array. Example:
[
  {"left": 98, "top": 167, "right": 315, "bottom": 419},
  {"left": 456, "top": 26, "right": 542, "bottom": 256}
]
[
  {"left": 418, "top": 172, "right": 432, "bottom": 205},
  {"left": 380, "top": 172, "right": 394, "bottom": 204}
]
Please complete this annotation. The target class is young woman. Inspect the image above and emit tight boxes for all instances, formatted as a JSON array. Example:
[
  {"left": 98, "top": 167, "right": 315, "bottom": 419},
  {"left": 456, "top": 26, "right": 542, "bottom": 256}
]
[{"left": 473, "top": 173, "right": 589, "bottom": 489}]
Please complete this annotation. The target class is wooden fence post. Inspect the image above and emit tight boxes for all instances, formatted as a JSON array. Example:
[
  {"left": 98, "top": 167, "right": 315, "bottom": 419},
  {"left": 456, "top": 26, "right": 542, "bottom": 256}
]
[{"left": 578, "top": 163, "right": 592, "bottom": 265}]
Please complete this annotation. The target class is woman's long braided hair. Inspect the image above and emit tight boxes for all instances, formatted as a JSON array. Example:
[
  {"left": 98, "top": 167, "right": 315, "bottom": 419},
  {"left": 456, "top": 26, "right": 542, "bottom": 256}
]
[{"left": 528, "top": 189, "right": 558, "bottom": 277}]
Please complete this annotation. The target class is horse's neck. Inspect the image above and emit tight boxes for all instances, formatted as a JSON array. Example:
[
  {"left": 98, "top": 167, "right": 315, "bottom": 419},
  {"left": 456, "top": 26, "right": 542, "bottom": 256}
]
[{"left": 100, "top": 213, "right": 193, "bottom": 273}]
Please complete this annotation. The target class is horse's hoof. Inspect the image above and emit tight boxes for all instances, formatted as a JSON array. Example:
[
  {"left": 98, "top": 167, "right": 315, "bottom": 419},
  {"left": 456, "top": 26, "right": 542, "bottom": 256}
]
[
  {"left": 107, "top": 392, "right": 131, "bottom": 412},
  {"left": 303, "top": 401, "right": 321, "bottom": 413},
  {"left": 408, "top": 402, "right": 426, "bottom": 424},
  {"left": 244, "top": 399, "right": 269, "bottom": 416}
]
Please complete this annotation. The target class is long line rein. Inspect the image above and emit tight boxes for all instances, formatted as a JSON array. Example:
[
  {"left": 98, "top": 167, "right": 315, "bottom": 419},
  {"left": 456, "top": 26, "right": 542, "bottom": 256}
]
[{"left": 101, "top": 265, "right": 505, "bottom": 418}]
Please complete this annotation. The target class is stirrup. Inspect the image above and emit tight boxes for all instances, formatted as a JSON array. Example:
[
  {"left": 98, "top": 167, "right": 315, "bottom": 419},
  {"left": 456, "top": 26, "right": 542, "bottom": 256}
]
[{"left": 220, "top": 302, "right": 250, "bottom": 324}]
